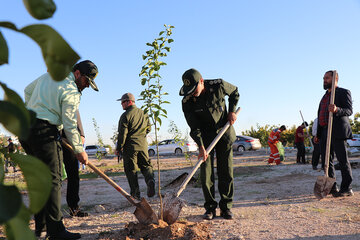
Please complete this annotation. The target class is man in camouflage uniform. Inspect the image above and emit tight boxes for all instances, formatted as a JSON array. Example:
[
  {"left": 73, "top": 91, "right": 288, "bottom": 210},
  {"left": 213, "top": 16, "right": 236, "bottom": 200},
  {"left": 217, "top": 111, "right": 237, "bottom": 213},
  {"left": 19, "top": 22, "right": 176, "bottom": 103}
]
[
  {"left": 116, "top": 93, "right": 155, "bottom": 199},
  {"left": 180, "top": 68, "right": 239, "bottom": 220}
]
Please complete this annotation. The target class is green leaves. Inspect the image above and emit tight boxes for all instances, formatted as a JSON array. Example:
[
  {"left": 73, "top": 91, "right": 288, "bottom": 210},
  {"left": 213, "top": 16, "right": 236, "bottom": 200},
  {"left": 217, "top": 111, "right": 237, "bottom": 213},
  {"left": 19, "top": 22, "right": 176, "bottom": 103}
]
[
  {"left": 0, "top": 83, "right": 34, "bottom": 139},
  {"left": 10, "top": 153, "right": 52, "bottom": 213},
  {"left": 22, "top": 0, "right": 56, "bottom": 20},
  {"left": 0, "top": 22, "right": 80, "bottom": 81},
  {"left": 21, "top": 24, "right": 80, "bottom": 81},
  {"left": 4, "top": 204, "right": 36, "bottom": 240},
  {"left": 0, "top": 31, "right": 9, "bottom": 65},
  {"left": 0, "top": 185, "right": 22, "bottom": 224},
  {"left": 0, "top": 101, "right": 30, "bottom": 139}
]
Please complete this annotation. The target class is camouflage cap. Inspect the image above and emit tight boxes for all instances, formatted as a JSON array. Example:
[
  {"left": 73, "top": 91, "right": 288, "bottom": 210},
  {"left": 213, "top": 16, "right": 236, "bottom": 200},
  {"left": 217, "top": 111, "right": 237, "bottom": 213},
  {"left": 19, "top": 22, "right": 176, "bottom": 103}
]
[
  {"left": 179, "top": 68, "right": 202, "bottom": 96},
  {"left": 74, "top": 60, "right": 99, "bottom": 91}
]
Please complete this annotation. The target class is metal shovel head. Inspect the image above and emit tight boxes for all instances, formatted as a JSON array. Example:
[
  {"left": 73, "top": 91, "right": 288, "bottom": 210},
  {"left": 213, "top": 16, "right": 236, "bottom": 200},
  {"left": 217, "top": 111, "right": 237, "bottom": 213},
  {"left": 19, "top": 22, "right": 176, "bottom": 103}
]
[
  {"left": 313, "top": 175, "right": 336, "bottom": 200},
  {"left": 133, "top": 197, "right": 159, "bottom": 225},
  {"left": 162, "top": 193, "right": 185, "bottom": 225}
]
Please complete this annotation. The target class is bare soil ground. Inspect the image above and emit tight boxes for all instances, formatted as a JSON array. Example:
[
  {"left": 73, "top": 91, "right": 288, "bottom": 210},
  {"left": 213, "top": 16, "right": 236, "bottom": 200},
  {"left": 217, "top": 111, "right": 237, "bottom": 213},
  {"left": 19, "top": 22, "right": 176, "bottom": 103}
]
[{"left": 2, "top": 149, "right": 360, "bottom": 239}]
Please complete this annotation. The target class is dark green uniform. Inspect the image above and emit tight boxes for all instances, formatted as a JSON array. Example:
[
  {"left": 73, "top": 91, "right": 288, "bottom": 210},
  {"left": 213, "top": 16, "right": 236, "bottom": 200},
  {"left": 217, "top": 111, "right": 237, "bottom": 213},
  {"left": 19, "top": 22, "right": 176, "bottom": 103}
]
[
  {"left": 116, "top": 104, "right": 154, "bottom": 199},
  {"left": 182, "top": 79, "right": 239, "bottom": 211}
]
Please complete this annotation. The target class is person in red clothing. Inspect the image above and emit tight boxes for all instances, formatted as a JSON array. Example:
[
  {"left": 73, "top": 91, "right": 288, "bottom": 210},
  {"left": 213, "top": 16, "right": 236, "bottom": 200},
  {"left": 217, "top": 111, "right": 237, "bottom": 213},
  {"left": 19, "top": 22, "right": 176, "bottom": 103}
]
[
  {"left": 295, "top": 122, "right": 308, "bottom": 164},
  {"left": 268, "top": 125, "right": 286, "bottom": 165}
]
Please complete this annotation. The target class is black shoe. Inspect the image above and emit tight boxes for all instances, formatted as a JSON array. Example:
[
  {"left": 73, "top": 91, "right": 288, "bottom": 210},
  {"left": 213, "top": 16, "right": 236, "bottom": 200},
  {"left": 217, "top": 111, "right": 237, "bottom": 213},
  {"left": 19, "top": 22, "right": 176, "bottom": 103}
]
[
  {"left": 70, "top": 207, "right": 89, "bottom": 217},
  {"left": 147, "top": 179, "right": 155, "bottom": 197},
  {"left": 203, "top": 209, "right": 216, "bottom": 220},
  {"left": 334, "top": 189, "right": 354, "bottom": 198},
  {"left": 330, "top": 184, "right": 340, "bottom": 197},
  {"left": 48, "top": 229, "right": 81, "bottom": 240},
  {"left": 131, "top": 194, "right": 141, "bottom": 201},
  {"left": 312, "top": 166, "right": 318, "bottom": 170},
  {"left": 220, "top": 209, "right": 233, "bottom": 220}
]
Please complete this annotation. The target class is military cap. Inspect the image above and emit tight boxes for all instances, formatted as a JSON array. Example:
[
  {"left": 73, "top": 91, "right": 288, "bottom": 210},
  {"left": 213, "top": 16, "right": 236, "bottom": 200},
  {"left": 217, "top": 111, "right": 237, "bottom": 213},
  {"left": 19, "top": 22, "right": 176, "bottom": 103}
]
[
  {"left": 179, "top": 68, "right": 202, "bottom": 96},
  {"left": 117, "top": 93, "right": 135, "bottom": 102}
]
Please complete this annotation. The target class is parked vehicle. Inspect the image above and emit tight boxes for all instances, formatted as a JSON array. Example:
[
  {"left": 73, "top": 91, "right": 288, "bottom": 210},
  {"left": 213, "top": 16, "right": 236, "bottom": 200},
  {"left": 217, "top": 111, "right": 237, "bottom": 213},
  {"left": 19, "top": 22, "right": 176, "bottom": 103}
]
[
  {"left": 347, "top": 134, "right": 360, "bottom": 148},
  {"left": 232, "top": 135, "right": 261, "bottom": 153},
  {"left": 148, "top": 139, "right": 198, "bottom": 156},
  {"left": 85, "top": 145, "right": 108, "bottom": 156}
]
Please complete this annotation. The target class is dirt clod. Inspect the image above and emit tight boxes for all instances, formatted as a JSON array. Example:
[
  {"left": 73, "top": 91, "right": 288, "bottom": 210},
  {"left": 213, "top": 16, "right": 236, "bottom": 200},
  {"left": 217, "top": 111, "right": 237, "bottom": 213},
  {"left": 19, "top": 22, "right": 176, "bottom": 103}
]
[{"left": 99, "top": 220, "right": 210, "bottom": 240}]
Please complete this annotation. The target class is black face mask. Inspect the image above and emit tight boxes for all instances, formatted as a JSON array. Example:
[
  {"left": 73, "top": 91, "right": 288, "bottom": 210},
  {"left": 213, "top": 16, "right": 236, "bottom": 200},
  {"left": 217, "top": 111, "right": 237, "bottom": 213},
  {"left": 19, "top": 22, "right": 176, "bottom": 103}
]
[{"left": 323, "top": 82, "right": 331, "bottom": 90}]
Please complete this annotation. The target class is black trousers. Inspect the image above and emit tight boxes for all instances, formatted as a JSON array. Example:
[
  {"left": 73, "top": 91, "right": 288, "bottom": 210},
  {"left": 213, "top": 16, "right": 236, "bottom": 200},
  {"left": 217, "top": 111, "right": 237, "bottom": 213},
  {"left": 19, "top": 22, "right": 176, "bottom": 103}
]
[
  {"left": 62, "top": 143, "right": 80, "bottom": 209},
  {"left": 200, "top": 130, "right": 234, "bottom": 211},
  {"left": 295, "top": 142, "right": 306, "bottom": 163},
  {"left": 320, "top": 127, "right": 353, "bottom": 192},
  {"left": 20, "top": 119, "right": 65, "bottom": 235},
  {"left": 311, "top": 137, "right": 322, "bottom": 168}
]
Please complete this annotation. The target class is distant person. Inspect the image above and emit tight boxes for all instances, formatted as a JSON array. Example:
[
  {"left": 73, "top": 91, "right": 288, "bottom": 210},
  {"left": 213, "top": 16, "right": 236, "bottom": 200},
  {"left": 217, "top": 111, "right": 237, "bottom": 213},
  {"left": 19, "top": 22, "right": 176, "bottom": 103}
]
[
  {"left": 267, "top": 125, "right": 286, "bottom": 165},
  {"left": 115, "top": 93, "right": 155, "bottom": 200},
  {"left": 21, "top": 60, "right": 99, "bottom": 239},
  {"left": 314, "top": 70, "right": 353, "bottom": 197},
  {"left": 5, "top": 138, "right": 16, "bottom": 173},
  {"left": 295, "top": 122, "right": 308, "bottom": 164},
  {"left": 61, "top": 110, "right": 88, "bottom": 217},
  {"left": 311, "top": 118, "right": 322, "bottom": 170},
  {"left": 180, "top": 68, "right": 239, "bottom": 220}
]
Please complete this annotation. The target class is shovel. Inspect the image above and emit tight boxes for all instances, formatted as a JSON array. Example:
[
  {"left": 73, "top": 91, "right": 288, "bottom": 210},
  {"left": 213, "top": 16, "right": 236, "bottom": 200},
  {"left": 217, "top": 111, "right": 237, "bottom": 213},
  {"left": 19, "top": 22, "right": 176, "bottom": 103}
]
[
  {"left": 313, "top": 71, "right": 337, "bottom": 200},
  {"left": 163, "top": 107, "right": 241, "bottom": 224},
  {"left": 61, "top": 139, "right": 158, "bottom": 224}
]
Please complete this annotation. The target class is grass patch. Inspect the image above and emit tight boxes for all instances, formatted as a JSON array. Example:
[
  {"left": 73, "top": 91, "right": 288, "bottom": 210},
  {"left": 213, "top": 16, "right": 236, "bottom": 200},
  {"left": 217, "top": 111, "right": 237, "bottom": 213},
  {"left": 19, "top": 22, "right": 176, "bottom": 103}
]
[
  {"left": 80, "top": 171, "right": 125, "bottom": 179},
  {"left": 3, "top": 179, "right": 27, "bottom": 191},
  {"left": 308, "top": 207, "right": 327, "bottom": 213}
]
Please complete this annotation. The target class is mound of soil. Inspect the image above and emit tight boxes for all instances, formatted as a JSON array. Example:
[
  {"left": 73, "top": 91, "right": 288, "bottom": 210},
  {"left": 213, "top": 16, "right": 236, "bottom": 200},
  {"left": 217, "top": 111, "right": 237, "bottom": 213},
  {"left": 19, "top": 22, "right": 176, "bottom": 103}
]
[{"left": 99, "top": 220, "right": 210, "bottom": 240}]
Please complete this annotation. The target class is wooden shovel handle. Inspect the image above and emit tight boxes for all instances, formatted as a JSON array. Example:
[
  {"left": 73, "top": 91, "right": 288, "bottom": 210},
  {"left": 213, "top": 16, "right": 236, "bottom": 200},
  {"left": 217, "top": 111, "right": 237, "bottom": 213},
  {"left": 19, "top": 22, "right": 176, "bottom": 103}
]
[
  {"left": 324, "top": 70, "right": 337, "bottom": 177},
  {"left": 61, "top": 139, "right": 137, "bottom": 205},
  {"left": 175, "top": 107, "right": 241, "bottom": 197}
]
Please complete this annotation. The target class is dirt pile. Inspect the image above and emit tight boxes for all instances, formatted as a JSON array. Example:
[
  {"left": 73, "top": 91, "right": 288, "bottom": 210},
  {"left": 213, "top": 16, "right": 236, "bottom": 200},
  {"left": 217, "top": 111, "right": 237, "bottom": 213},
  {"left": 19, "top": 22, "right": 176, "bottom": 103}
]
[{"left": 98, "top": 220, "right": 210, "bottom": 240}]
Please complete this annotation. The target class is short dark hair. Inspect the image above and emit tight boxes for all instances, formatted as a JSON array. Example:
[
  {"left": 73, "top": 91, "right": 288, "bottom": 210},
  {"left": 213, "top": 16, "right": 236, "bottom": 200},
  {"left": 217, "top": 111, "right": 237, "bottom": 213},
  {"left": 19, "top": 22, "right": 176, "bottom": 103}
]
[
  {"left": 326, "top": 70, "right": 339, "bottom": 80},
  {"left": 280, "top": 125, "right": 286, "bottom": 131}
]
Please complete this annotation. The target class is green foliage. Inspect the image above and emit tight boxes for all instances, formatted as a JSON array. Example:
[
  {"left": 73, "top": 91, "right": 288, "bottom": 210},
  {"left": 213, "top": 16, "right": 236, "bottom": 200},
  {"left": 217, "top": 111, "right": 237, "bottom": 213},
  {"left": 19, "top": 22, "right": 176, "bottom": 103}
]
[
  {"left": 0, "top": 22, "right": 79, "bottom": 81},
  {"left": 242, "top": 124, "right": 275, "bottom": 147},
  {"left": 0, "top": 0, "right": 80, "bottom": 238},
  {"left": 139, "top": 24, "right": 174, "bottom": 220},
  {"left": 92, "top": 118, "right": 105, "bottom": 160},
  {"left": 22, "top": 0, "right": 56, "bottom": 20},
  {"left": 0, "top": 185, "right": 22, "bottom": 224},
  {"left": 350, "top": 112, "right": 360, "bottom": 134},
  {"left": 242, "top": 123, "right": 300, "bottom": 147},
  {"left": 139, "top": 24, "right": 174, "bottom": 128},
  {"left": 111, "top": 125, "right": 118, "bottom": 147},
  {"left": 168, "top": 120, "right": 193, "bottom": 166}
]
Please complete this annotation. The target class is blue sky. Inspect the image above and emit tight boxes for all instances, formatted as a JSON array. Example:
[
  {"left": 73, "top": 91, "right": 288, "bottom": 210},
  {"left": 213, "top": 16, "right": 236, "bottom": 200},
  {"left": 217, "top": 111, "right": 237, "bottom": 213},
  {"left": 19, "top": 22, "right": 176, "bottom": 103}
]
[{"left": 1, "top": 0, "right": 360, "bottom": 146}]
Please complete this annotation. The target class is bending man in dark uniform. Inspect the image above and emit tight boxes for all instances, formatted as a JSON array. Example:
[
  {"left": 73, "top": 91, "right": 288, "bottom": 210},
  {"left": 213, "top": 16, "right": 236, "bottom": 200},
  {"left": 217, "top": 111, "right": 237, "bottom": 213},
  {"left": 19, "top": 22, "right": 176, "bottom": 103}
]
[
  {"left": 180, "top": 68, "right": 239, "bottom": 220},
  {"left": 314, "top": 70, "right": 353, "bottom": 197}
]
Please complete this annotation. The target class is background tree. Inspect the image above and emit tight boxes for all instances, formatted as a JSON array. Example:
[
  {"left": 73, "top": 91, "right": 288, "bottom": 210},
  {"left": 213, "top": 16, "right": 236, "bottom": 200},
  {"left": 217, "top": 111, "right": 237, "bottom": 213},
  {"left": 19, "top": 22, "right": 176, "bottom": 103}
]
[
  {"left": 138, "top": 24, "right": 174, "bottom": 220},
  {"left": 168, "top": 120, "right": 193, "bottom": 166},
  {"left": 350, "top": 112, "right": 360, "bottom": 134},
  {"left": 92, "top": 118, "right": 105, "bottom": 160},
  {"left": 0, "top": 1, "right": 81, "bottom": 239}
]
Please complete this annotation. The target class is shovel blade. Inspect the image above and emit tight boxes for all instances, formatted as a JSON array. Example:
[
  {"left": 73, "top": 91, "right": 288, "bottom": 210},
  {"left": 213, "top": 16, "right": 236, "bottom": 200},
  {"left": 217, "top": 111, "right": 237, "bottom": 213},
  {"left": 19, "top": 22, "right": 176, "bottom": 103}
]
[
  {"left": 133, "top": 197, "right": 159, "bottom": 225},
  {"left": 314, "top": 175, "right": 336, "bottom": 200},
  {"left": 163, "top": 193, "right": 185, "bottom": 225}
]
